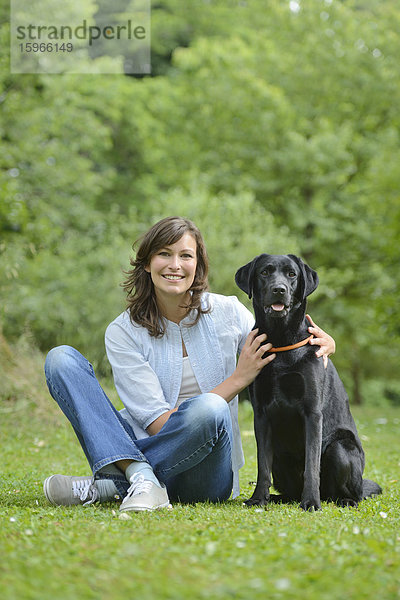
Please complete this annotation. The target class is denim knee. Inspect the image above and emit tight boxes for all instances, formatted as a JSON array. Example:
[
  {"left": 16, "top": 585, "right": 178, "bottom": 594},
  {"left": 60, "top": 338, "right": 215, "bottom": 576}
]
[
  {"left": 45, "top": 345, "right": 81, "bottom": 380},
  {"left": 184, "top": 393, "right": 231, "bottom": 430}
]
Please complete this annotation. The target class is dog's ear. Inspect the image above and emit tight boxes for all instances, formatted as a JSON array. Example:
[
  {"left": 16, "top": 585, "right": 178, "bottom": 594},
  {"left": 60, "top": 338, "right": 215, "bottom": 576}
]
[
  {"left": 287, "top": 255, "right": 319, "bottom": 300},
  {"left": 235, "top": 255, "right": 266, "bottom": 299}
]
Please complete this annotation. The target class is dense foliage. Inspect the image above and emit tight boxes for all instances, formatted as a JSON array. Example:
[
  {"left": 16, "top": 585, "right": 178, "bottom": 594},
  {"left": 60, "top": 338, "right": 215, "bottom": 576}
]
[{"left": 1, "top": 0, "right": 400, "bottom": 400}]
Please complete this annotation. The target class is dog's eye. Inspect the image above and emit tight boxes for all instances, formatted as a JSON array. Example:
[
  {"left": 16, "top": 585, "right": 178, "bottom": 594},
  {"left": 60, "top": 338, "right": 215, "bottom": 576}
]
[
  {"left": 288, "top": 271, "right": 296, "bottom": 278},
  {"left": 261, "top": 270, "right": 269, "bottom": 277}
]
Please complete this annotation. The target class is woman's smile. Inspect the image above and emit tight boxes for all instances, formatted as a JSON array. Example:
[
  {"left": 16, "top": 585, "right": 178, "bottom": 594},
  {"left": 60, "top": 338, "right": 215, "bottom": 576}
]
[{"left": 162, "top": 274, "right": 185, "bottom": 280}]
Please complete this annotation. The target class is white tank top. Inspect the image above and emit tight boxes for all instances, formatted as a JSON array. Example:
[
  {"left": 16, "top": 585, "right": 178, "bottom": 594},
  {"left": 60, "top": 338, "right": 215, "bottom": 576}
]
[{"left": 175, "top": 357, "right": 202, "bottom": 408}]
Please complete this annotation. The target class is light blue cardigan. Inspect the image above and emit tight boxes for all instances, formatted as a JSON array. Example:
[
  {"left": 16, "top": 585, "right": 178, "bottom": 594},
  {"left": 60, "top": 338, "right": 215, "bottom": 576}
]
[{"left": 105, "top": 292, "right": 255, "bottom": 498}]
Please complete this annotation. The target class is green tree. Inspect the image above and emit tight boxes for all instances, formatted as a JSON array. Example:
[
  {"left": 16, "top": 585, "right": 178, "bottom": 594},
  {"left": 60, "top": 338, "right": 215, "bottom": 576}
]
[{"left": 2, "top": 0, "right": 400, "bottom": 397}]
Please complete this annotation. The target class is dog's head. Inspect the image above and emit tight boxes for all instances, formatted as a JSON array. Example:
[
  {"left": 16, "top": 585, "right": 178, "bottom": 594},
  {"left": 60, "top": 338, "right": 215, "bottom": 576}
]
[{"left": 235, "top": 254, "right": 319, "bottom": 319}]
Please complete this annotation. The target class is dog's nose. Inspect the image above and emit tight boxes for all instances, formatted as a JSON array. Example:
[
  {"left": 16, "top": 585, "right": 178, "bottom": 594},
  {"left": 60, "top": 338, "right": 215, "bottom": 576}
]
[{"left": 273, "top": 285, "right": 286, "bottom": 296}]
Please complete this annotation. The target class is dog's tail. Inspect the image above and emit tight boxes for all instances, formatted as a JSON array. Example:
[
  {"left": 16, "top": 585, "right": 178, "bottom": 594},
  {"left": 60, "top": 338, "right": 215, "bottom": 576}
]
[{"left": 362, "top": 479, "right": 382, "bottom": 498}]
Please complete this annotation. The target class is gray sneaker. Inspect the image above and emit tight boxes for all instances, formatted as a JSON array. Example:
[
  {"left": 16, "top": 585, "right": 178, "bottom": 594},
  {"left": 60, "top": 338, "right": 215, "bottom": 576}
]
[
  {"left": 119, "top": 473, "right": 170, "bottom": 513},
  {"left": 43, "top": 474, "right": 99, "bottom": 506}
]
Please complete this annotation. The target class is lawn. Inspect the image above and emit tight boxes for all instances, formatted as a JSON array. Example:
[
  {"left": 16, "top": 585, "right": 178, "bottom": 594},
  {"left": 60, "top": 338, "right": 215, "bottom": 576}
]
[{"left": 1, "top": 357, "right": 399, "bottom": 600}]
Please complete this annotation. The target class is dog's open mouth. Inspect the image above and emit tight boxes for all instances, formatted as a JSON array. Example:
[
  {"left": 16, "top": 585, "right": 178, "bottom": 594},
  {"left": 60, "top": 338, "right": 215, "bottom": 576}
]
[
  {"left": 264, "top": 303, "right": 290, "bottom": 317},
  {"left": 271, "top": 303, "right": 285, "bottom": 312}
]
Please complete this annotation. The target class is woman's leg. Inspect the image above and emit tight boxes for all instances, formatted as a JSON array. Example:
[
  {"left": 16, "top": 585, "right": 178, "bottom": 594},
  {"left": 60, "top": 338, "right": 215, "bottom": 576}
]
[
  {"left": 164, "top": 438, "right": 233, "bottom": 503},
  {"left": 44, "top": 347, "right": 233, "bottom": 506},
  {"left": 44, "top": 345, "right": 146, "bottom": 498},
  {"left": 135, "top": 393, "right": 234, "bottom": 503}
]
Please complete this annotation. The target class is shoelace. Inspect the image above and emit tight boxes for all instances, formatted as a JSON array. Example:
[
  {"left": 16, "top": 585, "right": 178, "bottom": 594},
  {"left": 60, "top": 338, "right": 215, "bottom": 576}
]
[
  {"left": 72, "top": 478, "right": 99, "bottom": 505},
  {"left": 125, "top": 473, "right": 153, "bottom": 498}
]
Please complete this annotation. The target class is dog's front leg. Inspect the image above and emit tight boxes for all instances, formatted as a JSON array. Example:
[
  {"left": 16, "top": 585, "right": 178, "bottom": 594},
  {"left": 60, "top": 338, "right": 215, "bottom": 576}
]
[
  {"left": 245, "top": 413, "right": 273, "bottom": 506},
  {"left": 300, "top": 410, "right": 323, "bottom": 511}
]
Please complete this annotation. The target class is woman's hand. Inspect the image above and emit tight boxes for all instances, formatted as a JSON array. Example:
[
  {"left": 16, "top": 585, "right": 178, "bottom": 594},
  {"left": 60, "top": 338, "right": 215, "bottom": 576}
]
[
  {"left": 211, "top": 329, "right": 275, "bottom": 403},
  {"left": 234, "top": 329, "right": 276, "bottom": 389},
  {"left": 306, "top": 314, "right": 336, "bottom": 368}
]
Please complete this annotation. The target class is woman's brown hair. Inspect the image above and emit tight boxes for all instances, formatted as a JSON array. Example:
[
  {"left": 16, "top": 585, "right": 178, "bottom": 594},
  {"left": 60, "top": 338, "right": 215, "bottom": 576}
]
[{"left": 122, "top": 216, "right": 210, "bottom": 337}]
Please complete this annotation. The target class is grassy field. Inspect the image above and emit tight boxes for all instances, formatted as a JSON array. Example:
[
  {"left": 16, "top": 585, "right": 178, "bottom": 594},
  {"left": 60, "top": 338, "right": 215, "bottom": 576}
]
[{"left": 1, "top": 339, "right": 399, "bottom": 600}]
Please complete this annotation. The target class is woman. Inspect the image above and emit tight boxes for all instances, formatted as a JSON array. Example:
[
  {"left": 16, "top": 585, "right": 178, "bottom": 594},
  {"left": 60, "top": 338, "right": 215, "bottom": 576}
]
[{"left": 43, "top": 216, "right": 335, "bottom": 512}]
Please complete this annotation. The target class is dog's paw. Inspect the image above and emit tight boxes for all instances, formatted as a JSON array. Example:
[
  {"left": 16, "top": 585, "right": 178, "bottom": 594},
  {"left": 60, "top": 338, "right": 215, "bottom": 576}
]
[
  {"left": 337, "top": 498, "right": 358, "bottom": 508},
  {"left": 243, "top": 495, "right": 270, "bottom": 507},
  {"left": 300, "top": 498, "right": 321, "bottom": 512}
]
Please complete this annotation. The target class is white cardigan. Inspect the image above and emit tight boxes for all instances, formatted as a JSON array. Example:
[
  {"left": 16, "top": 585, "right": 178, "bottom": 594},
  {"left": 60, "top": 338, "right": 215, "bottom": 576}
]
[{"left": 105, "top": 292, "right": 255, "bottom": 498}]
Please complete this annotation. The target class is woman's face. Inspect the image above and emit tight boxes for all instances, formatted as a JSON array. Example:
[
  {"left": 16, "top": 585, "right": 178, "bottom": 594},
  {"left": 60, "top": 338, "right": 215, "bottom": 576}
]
[{"left": 145, "top": 232, "right": 198, "bottom": 302}]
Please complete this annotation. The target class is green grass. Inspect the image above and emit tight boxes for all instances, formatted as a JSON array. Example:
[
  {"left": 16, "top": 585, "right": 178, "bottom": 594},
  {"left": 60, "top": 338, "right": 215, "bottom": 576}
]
[{"left": 1, "top": 343, "right": 399, "bottom": 599}]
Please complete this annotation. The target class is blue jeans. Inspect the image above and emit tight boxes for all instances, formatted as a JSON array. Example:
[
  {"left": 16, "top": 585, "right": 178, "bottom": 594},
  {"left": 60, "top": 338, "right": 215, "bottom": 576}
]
[{"left": 44, "top": 346, "right": 233, "bottom": 503}]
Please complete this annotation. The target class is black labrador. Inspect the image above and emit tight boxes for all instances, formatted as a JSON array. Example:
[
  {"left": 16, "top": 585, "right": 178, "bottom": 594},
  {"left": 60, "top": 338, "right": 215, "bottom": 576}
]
[{"left": 235, "top": 254, "right": 381, "bottom": 511}]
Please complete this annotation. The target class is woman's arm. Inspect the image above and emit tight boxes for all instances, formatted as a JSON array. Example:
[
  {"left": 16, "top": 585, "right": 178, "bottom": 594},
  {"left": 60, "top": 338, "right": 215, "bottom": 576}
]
[
  {"left": 105, "top": 321, "right": 173, "bottom": 434},
  {"left": 146, "top": 329, "right": 276, "bottom": 432},
  {"left": 210, "top": 329, "right": 276, "bottom": 403}
]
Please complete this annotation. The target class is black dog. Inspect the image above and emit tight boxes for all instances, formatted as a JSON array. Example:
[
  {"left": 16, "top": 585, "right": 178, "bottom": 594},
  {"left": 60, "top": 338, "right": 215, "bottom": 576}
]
[{"left": 235, "top": 254, "right": 381, "bottom": 511}]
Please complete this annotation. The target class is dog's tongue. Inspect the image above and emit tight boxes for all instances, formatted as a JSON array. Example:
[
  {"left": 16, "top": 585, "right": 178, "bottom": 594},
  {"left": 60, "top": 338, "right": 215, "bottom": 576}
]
[{"left": 271, "top": 304, "right": 285, "bottom": 312}]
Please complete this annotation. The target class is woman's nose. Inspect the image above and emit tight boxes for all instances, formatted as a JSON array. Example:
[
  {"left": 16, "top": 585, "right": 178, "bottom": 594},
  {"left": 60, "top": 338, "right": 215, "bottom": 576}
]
[{"left": 169, "top": 255, "right": 181, "bottom": 269}]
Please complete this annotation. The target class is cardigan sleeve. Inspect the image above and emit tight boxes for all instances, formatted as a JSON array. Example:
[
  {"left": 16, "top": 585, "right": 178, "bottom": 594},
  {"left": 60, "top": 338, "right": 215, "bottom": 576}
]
[
  {"left": 231, "top": 296, "right": 255, "bottom": 354},
  {"left": 105, "top": 321, "right": 171, "bottom": 432}
]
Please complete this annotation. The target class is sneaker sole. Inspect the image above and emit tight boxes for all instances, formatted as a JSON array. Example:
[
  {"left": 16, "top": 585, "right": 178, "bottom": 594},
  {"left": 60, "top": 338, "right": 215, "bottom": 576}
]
[{"left": 119, "top": 500, "right": 171, "bottom": 513}]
